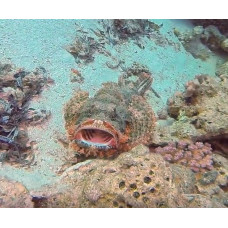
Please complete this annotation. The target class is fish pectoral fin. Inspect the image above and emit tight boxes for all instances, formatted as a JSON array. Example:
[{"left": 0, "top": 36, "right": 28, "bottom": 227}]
[{"left": 137, "top": 76, "right": 153, "bottom": 95}]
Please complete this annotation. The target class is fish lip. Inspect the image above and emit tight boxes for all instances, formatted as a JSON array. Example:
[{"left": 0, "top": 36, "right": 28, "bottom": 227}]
[{"left": 73, "top": 120, "right": 119, "bottom": 149}]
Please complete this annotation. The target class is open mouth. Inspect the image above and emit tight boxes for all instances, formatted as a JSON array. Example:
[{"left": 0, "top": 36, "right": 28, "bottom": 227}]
[{"left": 74, "top": 127, "right": 118, "bottom": 150}]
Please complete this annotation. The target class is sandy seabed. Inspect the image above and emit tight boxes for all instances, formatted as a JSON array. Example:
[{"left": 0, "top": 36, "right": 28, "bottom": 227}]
[{"left": 0, "top": 19, "right": 220, "bottom": 191}]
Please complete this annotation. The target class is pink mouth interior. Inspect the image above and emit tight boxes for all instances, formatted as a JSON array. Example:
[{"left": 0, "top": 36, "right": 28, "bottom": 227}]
[{"left": 75, "top": 128, "right": 117, "bottom": 148}]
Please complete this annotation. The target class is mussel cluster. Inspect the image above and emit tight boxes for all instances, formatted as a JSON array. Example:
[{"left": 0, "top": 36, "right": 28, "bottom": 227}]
[{"left": 0, "top": 62, "right": 50, "bottom": 165}]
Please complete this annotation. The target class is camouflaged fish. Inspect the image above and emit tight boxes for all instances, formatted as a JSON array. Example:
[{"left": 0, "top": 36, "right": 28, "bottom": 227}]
[{"left": 64, "top": 66, "right": 156, "bottom": 158}]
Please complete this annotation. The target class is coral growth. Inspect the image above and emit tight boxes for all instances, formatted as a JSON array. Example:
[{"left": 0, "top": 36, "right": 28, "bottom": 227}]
[
  {"left": 64, "top": 64, "right": 156, "bottom": 158},
  {"left": 167, "top": 74, "right": 228, "bottom": 140},
  {"left": 152, "top": 74, "right": 228, "bottom": 158},
  {"left": 154, "top": 141, "right": 213, "bottom": 172},
  {"left": 0, "top": 62, "right": 51, "bottom": 165}
]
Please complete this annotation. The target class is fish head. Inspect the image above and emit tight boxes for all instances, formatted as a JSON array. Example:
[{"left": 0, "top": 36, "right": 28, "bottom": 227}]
[{"left": 71, "top": 119, "right": 128, "bottom": 151}]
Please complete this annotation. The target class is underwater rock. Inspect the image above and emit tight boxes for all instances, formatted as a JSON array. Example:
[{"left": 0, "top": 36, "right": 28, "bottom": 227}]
[
  {"left": 174, "top": 26, "right": 211, "bottom": 60},
  {"left": 201, "top": 25, "right": 228, "bottom": 53},
  {"left": 154, "top": 141, "right": 213, "bottom": 172},
  {"left": 185, "top": 194, "right": 225, "bottom": 208},
  {"left": 199, "top": 170, "right": 218, "bottom": 185},
  {"left": 157, "top": 108, "right": 168, "bottom": 120},
  {"left": 0, "top": 62, "right": 51, "bottom": 165},
  {"left": 166, "top": 75, "right": 228, "bottom": 148},
  {"left": 193, "top": 153, "right": 228, "bottom": 207},
  {"left": 152, "top": 118, "right": 201, "bottom": 146},
  {"left": 64, "top": 64, "right": 156, "bottom": 158},
  {"left": 216, "top": 60, "right": 228, "bottom": 78},
  {"left": 174, "top": 25, "right": 228, "bottom": 60},
  {"left": 0, "top": 178, "right": 32, "bottom": 208},
  {"left": 221, "top": 39, "right": 228, "bottom": 52},
  {"left": 149, "top": 73, "right": 228, "bottom": 167},
  {"left": 31, "top": 145, "right": 227, "bottom": 208},
  {"left": 32, "top": 145, "right": 191, "bottom": 207},
  {"left": 192, "top": 19, "right": 228, "bottom": 36}
]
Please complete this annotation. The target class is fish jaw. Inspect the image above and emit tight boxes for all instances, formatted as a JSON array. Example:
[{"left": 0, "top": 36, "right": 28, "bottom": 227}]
[
  {"left": 74, "top": 127, "right": 117, "bottom": 150},
  {"left": 71, "top": 119, "right": 126, "bottom": 151}
]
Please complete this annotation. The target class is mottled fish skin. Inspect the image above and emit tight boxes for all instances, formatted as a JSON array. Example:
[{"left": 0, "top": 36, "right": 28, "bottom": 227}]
[{"left": 64, "top": 70, "right": 156, "bottom": 158}]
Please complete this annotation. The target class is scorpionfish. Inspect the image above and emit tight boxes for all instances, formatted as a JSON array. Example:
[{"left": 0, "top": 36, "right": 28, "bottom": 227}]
[{"left": 64, "top": 67, "right": 156, "bottom": 158}]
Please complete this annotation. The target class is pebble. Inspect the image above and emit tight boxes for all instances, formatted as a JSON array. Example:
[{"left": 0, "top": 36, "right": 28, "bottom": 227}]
[{"left": 199, "top": 170, "right": 218, "bottom": 185}]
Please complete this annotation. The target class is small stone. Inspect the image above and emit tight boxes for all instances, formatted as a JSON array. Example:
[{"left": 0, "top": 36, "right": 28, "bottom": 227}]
[
  {"left": 184, "top": 195, "right": 195, "bottom": 202},
  {"left": 199, "top": 170, "right": 218, "bottom": 186},
  {"left": 157, "top": 109, "right": 168, "bottom": 120},
  {"left": 221, "top": 39, "right": 228, "bottom": 52},
  {"left": 104, "top": 167, "right": 117, "bottom": 173},
  {"left": 193, "top": 26, "right": 204, "bottom": 35}
]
